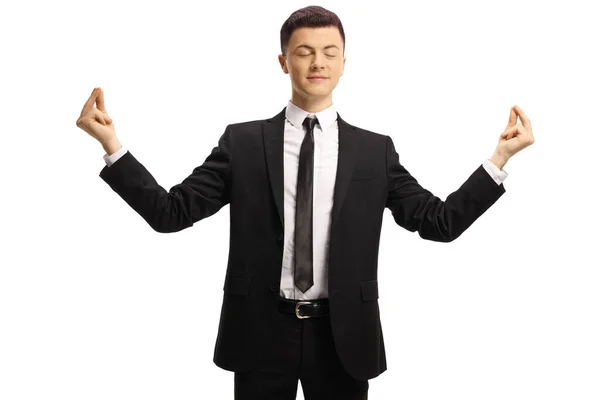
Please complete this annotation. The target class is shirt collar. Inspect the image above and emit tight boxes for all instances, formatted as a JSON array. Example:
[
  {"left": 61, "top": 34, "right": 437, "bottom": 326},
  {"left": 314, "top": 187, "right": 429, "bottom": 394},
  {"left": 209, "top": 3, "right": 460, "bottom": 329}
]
[{"left": 285, "top": 99, "right": 338, "bottom": 132}]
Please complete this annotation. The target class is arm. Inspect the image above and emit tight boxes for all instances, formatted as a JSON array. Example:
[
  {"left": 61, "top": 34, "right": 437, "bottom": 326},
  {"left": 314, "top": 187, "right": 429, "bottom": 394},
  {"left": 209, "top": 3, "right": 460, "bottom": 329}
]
[
  {"left": 385, "top": 135, "right": 505, "bottom": 242},
  {"left": 482, "top": 158, "right": 508, "bottom": 185},
  {"left": 103, "top": 146, "right": 128, "bottom": 166},
  {"left": 99, "top": 125, "right": 233, "bottom": 233}
]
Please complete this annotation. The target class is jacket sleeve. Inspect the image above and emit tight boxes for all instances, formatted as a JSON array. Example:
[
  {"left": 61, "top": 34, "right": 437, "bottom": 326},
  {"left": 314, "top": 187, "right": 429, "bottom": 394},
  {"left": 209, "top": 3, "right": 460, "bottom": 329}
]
[
  {"left": 99, "top": 125, "right": 233, "bottom": 233},
  {"left": 385, "top": 135, "right": 505, "bottom": 242}
]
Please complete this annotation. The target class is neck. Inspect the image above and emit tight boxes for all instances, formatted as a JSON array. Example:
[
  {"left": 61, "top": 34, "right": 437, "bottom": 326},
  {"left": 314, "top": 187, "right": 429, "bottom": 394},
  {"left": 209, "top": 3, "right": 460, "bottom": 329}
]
[{"left": 291, "top": 91, "right": 333, "bottom": 113}]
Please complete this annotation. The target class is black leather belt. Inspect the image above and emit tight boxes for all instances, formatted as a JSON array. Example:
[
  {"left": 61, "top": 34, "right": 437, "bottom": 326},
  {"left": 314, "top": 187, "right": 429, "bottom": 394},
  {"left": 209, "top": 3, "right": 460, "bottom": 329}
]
[{"left": 278, "top": 297, "right": 330, "bottom": 319}]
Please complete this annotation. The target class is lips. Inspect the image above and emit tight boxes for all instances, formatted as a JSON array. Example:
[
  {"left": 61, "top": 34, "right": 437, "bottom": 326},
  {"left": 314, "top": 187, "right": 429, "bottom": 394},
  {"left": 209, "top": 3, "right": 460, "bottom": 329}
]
[{"left": 308, "top": 76, "right": 327, "bottom": 79}]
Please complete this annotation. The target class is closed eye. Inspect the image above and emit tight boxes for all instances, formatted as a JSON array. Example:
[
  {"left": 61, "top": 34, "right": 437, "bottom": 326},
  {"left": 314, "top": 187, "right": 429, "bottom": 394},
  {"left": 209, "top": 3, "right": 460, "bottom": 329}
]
[{"left": 298, "top": 54, "right": 337, "bottom": 57}]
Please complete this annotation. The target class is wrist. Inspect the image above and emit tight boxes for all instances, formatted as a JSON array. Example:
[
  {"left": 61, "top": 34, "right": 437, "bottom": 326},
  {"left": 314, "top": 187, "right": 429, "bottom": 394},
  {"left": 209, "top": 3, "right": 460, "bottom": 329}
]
[
  {"left": 102, "top": 137, "right": 122, "bottom": 156},
  {"left": 489, "top": 150, "right": 508, "bottom": 170}
]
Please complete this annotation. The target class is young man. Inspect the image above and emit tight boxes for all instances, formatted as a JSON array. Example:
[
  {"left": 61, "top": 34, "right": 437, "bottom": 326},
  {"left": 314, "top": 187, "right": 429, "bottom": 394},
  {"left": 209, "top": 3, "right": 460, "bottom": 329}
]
[{"left": 76, "top": 5, "right": 534, "bottom": 400}]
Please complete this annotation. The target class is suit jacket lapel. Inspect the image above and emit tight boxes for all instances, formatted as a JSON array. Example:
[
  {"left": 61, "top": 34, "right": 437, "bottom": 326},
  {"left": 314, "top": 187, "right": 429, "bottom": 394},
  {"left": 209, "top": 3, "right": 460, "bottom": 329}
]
[
  {"left": 263, "top": 107, "right": 287, "bottom": 230},
  {"left": 263, "top": 107, "right": 358, "bottom": 231},
  {"left": 330, "top": 114, "right": 358, "bottom": 230}
]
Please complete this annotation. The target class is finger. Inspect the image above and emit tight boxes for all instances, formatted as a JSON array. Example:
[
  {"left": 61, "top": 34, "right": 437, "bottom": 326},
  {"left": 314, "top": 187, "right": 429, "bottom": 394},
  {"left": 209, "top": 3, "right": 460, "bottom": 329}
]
[
  {"left": 94, "top": 109, "right": 109, "bottom": 125},
  {"left": 79, "top": 87, "right": 100, "bottom": 119},
  {"left": 96, "top": 87, "right": 107, "bottom": 113},
  {"left": 501, "top": 125, "right": 518, "bottom": 139},
  {"left": 508, "top": 124, "right": 527, "bottom": 140},
  {"left": 100, "top": 113, "right": 113, "bottom": 124},
  {"left": 502, "top": 123, "right": 526, "bottom": 140},
  {"left": 513, "top": 105, "right": 531, "bottom": 130},
  {"left": 505, "top": 106, "right": 517, "bottom": 130}
]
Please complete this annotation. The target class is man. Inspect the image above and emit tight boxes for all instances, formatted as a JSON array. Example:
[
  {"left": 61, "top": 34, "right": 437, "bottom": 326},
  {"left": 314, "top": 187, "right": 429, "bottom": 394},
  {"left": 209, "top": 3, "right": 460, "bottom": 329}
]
[{"left": 76, "top": 5, "right": 534, "bottom": 400}]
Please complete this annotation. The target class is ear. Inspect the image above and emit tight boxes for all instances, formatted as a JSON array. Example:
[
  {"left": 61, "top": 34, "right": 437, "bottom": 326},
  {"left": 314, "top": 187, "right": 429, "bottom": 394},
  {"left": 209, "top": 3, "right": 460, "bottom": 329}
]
[
  {"left": 340, "top": 56, "right": 346, "bottom": 77},
  {"left": 278, "top": 54, "right": 289, "bottom": 74}
]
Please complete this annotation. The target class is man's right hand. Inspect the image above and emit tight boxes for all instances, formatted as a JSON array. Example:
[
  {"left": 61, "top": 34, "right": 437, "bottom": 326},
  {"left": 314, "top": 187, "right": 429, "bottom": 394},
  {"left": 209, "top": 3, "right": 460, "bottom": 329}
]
[{"left": 76, "top": 87, "right": 121, "bottom": 154}]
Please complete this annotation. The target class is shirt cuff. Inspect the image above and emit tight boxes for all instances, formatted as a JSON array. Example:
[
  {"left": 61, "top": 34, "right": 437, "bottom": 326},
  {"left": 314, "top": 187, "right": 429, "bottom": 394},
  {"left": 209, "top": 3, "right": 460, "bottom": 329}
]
[
  {"left": 482, "top": 158, "right": 508, "bottom": 185},
  {"left": 103, "top": 146, "right": 127, "bottom": 167}
]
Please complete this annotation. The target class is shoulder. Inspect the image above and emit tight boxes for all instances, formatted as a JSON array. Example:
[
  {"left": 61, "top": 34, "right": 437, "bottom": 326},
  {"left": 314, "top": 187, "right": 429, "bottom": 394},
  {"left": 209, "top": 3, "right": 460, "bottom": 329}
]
[
  {"left": 340, "top": 118, "right": 390, "bottom": 144},
  {"left": 225, "top": 110, "right": 283, "bottom": 135}
]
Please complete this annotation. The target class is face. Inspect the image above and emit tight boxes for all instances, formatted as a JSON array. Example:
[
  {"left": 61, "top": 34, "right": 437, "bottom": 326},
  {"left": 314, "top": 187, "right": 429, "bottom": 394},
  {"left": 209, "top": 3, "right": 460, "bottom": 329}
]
[{"left": 278, "top": 26, "right": 346, "bottom": 111}]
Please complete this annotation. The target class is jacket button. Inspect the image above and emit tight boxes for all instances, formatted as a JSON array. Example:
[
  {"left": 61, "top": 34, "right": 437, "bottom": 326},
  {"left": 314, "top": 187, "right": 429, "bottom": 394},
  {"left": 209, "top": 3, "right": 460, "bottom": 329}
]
[
  {"left": 270, "top": 283, "right": 278, "bottom": 293},
  {"left": 278, "top": 234, "right": 283, "bottom": 242}
]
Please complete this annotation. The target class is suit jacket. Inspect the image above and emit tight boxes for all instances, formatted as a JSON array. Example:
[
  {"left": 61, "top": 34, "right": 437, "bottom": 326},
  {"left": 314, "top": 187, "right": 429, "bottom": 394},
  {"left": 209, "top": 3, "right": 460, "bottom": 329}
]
[{"left": 99, "top": 106, "right": 506, "bottom": 381}]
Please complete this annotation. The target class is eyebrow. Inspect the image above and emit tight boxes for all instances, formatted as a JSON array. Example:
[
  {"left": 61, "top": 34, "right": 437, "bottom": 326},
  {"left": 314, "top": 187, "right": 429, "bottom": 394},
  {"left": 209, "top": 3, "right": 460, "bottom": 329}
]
[{"left": 294, "top": 44, "right": 340, "bottom": 51}]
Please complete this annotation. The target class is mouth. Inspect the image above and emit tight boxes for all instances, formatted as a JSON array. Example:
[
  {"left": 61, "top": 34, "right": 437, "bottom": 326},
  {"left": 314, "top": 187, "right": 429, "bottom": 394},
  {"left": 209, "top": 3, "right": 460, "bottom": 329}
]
[{"left": 307, "top": 77, "right": 328, "bottom": 82}]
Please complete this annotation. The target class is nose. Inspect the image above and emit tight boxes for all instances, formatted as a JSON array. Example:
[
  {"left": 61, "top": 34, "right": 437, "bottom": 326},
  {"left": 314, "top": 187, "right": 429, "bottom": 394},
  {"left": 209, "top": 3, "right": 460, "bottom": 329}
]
[{"left": 310, "top": 53, "right": 326, "bottom": 70}]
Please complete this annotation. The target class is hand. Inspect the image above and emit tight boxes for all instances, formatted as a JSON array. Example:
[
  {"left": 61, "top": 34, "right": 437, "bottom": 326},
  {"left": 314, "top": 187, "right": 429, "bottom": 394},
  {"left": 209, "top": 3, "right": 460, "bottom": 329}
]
[
  {"left": 75, "top": 87, "right": 116, "bottom": 145},
  {"left": 495, "top": 105, "right": 535, "bottom": 159}
]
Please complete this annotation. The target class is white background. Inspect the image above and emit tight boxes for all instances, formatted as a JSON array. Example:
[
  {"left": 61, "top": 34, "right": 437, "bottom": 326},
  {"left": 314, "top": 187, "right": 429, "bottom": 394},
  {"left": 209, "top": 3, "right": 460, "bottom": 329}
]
[{"left": 1, "top": 0, "right": 599, "bottom": 399}]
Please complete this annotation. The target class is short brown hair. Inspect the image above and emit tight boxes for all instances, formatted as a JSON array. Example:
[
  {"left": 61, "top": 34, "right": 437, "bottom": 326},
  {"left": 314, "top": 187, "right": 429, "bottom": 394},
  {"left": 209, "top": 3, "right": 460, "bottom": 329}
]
[{"left": 280, "top": 5, "right": 345, "bottom": 57}]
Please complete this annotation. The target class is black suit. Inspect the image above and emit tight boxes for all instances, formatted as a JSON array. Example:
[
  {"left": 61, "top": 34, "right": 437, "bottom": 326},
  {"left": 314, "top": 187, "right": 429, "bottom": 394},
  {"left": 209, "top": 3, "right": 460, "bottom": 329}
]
[{"left": 99, "top": 106, "right": 505, "bottom": 382}]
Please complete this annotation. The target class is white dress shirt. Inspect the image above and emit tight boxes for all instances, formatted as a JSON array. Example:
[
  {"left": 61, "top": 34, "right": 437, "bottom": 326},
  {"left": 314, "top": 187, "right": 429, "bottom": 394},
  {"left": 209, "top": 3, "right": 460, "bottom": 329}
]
[{"left": 104, "top": 100, "right": 508, "bottom": 300}]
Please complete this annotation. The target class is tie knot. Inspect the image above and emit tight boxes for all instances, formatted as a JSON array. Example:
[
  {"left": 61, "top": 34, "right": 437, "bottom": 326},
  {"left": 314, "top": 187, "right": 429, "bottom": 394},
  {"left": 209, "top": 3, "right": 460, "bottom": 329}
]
[{"left": 302, "top": 116, "right": 318, "bottom": 132}]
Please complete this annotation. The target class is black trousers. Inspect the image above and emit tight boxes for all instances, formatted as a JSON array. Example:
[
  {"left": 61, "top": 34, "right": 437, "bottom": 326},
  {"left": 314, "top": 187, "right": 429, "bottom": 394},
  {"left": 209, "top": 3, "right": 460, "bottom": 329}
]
[{"left": 233, "top": 297, "right": 369, "bottom": 400}]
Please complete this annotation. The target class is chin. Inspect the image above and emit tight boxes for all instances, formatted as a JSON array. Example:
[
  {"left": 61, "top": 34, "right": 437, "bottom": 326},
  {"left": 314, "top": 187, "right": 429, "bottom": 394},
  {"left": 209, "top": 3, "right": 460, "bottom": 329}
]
[{"left": 304, "top": 84, "right": 330, "bottom": 92}]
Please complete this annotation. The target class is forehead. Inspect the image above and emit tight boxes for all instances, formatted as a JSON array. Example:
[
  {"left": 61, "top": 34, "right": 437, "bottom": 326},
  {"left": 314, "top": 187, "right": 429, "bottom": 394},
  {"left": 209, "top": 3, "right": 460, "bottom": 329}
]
[{"left": 288, "top": 26, "right": 343, "bottom": 47}]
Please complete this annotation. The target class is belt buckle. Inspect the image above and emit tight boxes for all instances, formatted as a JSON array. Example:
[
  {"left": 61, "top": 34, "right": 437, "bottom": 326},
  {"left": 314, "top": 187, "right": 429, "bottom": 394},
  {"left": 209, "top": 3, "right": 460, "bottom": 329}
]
[{"left": 295, "top": 301, "right": 312, "bottom": 319}]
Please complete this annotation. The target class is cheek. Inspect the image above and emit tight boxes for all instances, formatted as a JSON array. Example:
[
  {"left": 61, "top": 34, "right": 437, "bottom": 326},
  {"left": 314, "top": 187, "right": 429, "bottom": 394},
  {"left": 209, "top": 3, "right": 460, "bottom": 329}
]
[{"left": 292, "top": 73, "right": 304, "bottom": 83}]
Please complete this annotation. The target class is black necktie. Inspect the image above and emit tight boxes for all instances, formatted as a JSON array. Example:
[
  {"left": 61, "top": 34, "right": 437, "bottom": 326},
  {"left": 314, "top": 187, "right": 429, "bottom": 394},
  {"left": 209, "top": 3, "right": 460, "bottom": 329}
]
[{"left": 295, "top": 116, "right": 318, "bottom": 293}]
